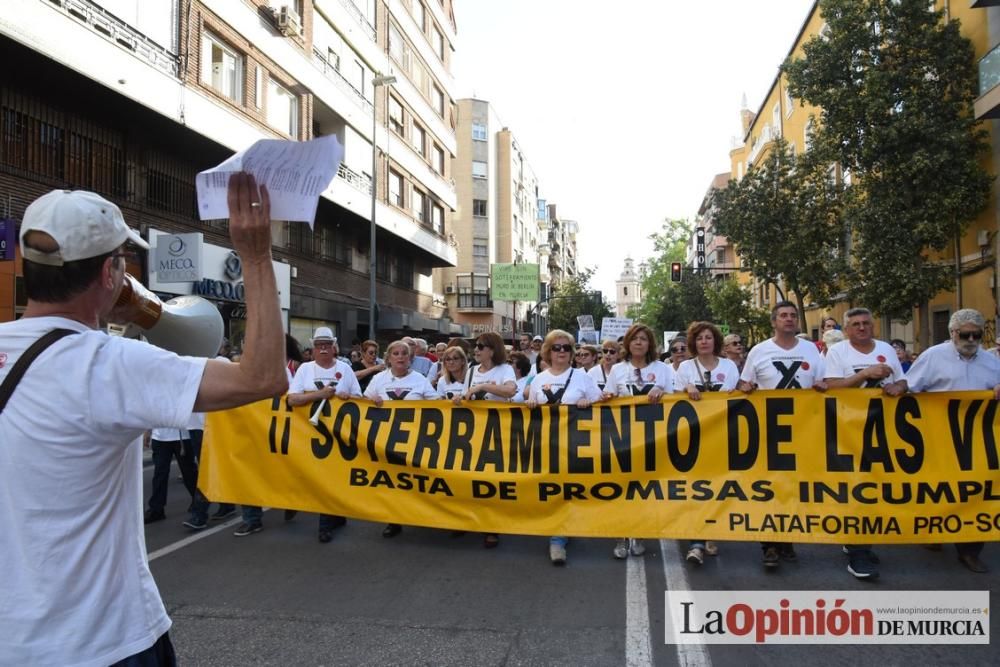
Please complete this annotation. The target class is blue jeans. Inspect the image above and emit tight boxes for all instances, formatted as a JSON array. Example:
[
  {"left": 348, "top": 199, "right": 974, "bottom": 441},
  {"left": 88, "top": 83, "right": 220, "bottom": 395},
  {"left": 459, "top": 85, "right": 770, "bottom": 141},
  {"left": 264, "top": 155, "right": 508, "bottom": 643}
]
[
  {"left": 242, "top": 505, "right": 263, "bottom": 525},
  {"left": 550, "top": 536, "right": 568, "bottom": 548},
  {"left": 109, "top": 632, "right": 176, "bottom": 666}
]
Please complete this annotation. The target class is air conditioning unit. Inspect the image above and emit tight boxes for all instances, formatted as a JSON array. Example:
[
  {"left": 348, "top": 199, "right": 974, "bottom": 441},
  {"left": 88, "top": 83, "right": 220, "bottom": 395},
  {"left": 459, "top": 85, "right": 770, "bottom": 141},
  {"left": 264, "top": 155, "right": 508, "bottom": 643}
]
[
  {"left": 277, "top": 4, "right": 302, "bottom": 37},
  {"left": 445, "top": 284, "right": 455, "bottom": 294}
]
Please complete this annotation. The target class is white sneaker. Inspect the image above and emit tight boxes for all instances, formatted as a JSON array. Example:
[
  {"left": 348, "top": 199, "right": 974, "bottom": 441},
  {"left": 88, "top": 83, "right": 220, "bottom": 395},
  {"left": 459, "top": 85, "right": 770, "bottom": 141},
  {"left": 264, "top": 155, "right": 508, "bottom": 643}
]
[
  {"left": 629, "top": 538, "right": 646, "bottom": 556},
  {"left": 686, "top": 547, "right": 704, "bottom": 565},
  {"left": 705, "top": 541, "right": 718, "bottom": 556},
  {"left": 613, "top": 539, "right": 629, "bottom": 559},
  {"left": 550, "top": 543, "right": 567, "bottom": 565}
]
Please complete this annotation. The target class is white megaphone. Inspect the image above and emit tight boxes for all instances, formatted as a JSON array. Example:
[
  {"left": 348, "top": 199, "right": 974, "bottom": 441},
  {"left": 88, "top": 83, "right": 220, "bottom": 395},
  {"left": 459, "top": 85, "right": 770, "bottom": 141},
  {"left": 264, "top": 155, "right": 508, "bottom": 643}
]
[{"left": 112, "top": 274, "right": 224, "bottom": 358}]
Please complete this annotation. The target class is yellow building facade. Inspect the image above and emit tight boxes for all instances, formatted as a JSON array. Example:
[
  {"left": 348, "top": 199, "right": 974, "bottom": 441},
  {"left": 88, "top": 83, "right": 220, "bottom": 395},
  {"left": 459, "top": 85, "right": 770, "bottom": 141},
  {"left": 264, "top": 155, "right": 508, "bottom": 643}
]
[{"left": 729, "top": 1, "right": 999, "bottom": 351}]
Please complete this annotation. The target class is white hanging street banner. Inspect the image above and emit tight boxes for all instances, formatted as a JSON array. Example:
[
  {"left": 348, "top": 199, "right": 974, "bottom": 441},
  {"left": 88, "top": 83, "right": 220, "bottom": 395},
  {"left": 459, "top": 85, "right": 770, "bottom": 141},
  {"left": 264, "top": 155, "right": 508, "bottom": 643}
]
[
  {"left": 153, "top": 232, "right": 204, "bottom": 283},
  {"left": 600, "top": 317, "right": 632, "bottom": 343},
  {"left": 196, "top": 135, "right": 344, "bottom": 226}
]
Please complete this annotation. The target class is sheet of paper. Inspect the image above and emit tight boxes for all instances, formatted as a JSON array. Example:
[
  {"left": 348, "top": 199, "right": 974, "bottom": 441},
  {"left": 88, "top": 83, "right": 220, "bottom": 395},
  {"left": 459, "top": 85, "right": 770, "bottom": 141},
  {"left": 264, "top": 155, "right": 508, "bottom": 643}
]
[{"left": 196, "top": 135, "right": 345, "bottom": 227}]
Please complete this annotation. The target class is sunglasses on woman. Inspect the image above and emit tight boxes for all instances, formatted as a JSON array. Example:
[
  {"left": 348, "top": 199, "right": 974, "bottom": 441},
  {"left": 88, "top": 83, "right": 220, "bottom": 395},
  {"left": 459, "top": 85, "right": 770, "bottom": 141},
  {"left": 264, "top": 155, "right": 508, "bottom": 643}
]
[
  {"left": 475, "top": 342, "right": 491, "bottom": 350},
  {"left": 550, "top": 344, "right": 574, "bottom": 353},
  {"left": 602, "top": 349, "right": 618, "bottom": 354}
]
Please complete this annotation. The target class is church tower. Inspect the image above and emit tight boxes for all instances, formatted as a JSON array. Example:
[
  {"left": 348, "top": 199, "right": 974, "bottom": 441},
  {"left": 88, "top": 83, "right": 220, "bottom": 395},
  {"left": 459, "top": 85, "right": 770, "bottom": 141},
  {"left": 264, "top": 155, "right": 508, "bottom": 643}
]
[{"left": 616, "top": 257, "right": 642, "bottom": 317}]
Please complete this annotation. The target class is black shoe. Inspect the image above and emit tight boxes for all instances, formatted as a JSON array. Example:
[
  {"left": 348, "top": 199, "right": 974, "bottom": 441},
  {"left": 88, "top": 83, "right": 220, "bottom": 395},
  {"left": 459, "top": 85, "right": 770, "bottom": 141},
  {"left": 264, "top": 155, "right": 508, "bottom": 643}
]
[
  {"left": 182, "top": 516, "right": 208, "bottom": 530},
  {"left": 233, "top": 522, "right": 263, "bottom": 537},
  {"left": 211, "top": 506, "right": 237, "bottom": 521},
  {"left": 958, "top": 553, "right": 988, "bottom": 573},
  {"left": 762, "top": 547, "right": 780, "bottom": 568},
  {"left": 328, "top": 515, "right": 347, "bottom": 529},
  {"left": 382, "top": 523, "right": 402, "bottom": 538},
  {"left": 284, "top": 509, "right": 298, "bottom": 522},
  {"left": 847, "top": 549, "right": 880, "bottom": 580},
  {"left": 144, "top": 510, "right": 166, "bottom": 524},
  {"left": 318, "top": 529, "right": 333, "bottom": 543}
]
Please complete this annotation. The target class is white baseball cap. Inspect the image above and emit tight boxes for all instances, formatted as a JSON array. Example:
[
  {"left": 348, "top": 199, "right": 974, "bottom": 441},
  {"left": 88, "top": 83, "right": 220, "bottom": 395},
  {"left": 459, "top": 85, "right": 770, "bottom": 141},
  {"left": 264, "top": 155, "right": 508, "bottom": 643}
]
[
  {"left": 19, "top": 189, "right": 148, "bottom": 266},
  {"left": 312, "top": 327, "right": 336, "bottom": 344},
  {"left": 532, "top": 335, "right": 543, "bottom": 342}
]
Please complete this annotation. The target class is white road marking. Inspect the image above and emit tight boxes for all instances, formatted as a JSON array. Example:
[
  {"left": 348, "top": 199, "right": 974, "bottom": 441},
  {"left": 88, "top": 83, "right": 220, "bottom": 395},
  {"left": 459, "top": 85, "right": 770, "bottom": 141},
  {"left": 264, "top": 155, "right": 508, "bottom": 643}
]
[
  {"left": 625, "top": 551, "right": 653, "bottom": 667},
  {"left": 148, "top": 510, "right": 269, "bottom": 562},
  {"left": 660, "top": 540, "right": 712, "bottom": 667}
]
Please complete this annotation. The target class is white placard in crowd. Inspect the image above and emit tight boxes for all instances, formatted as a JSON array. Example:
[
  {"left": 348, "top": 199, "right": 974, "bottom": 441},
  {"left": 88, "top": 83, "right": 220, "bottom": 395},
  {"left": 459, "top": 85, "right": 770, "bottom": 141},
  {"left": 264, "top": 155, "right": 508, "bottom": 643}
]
[{"left": 600, "top": 317, "right": 633, "bottom": 343}]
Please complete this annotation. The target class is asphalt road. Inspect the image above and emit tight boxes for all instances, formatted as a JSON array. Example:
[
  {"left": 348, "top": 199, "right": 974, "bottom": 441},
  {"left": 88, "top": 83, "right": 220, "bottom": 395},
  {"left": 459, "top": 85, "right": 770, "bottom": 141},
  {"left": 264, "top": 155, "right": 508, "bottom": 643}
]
[{"left": 143, "top": 461, "right": 1000, "bottom": 666}]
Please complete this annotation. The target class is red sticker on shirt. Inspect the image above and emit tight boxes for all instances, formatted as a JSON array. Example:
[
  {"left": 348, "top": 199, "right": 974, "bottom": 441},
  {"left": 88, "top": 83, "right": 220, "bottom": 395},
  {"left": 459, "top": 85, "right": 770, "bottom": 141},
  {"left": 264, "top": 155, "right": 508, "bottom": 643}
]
[
  {"left": 0, "top": 352, "right": 6, "bottom": 369},
  {"left": 335, "top": 372, "right": 342, "bottom": 379},
  {"left": 876, "top": 355, "right": 886, "bottom": 363},
  {"left": 716, "top": 373, "right": 725, "bottom": 381},
  {"left": 646, "top": 374, "right": 656, "bottom": 382},
  {"left": 801, "top": 362, "right": 810, "bottom": 371}
]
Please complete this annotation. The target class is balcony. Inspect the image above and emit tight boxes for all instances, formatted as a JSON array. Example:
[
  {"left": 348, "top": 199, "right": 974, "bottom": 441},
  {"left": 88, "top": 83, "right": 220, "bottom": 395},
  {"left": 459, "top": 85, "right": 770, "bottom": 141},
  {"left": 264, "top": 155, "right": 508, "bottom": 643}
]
[
  {"left": 747, "top": 125, "right": 779, "bottom": 165},
  {"left": 975, "top": 42, "right": 1000, "bottom": 119},
  {"left": 311, "top": 47, "right": 372, "bottom": 113}
]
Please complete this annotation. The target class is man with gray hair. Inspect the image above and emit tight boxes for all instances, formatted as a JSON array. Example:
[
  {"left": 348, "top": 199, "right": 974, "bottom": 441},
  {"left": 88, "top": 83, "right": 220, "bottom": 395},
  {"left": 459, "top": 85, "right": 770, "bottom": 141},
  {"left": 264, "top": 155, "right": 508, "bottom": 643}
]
[
  {"left": 404, "top": 336, "right": 433, "bottom": 376},
  {"left": 905, "top": 308, "right": 1000, "bottom": 573},
  {"left": 824, "top": 307, "right": 907, "bottom": 581}
]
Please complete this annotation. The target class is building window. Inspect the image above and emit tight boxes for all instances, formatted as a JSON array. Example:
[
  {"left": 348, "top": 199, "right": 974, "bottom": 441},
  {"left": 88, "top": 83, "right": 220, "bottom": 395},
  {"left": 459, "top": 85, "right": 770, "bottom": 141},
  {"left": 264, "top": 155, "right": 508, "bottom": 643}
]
[
  {"left": 200, "top": 32, "right": 243, "bottom": 103},
  {"left": 472, "top": 242, "right": 487, "bottom": 257},
  {"left": 411, "top": 122, "right": 426, "bottom": 156},
  {"left": 389, "top": 97, "right": 405, "bottom": 135},
  {"left": 267, "top": 80, "right": 298, "bottom": 137},
  {"left": 412, "top": 188, "right": 427, "bottom": 224},
  {"left": 432, "top": 203, "right": 444, "bottom": 234},
  {"left": 433, "top": 144, "right": 445, "bottom": 175},
  {"left": 457, "top": 273, "right": 491, "bottom": 308},
  {"left": 472, "top": 161, "right": 487, "bottom": 179},
  {"left": 471, "top": 123, "right": 487, "bottom": 141},
  {"left": 432, "top": 26, "right": 444, "bottom": 60},
  {"left": 388, "top": 23, "right": 411, "bottom": 71},
  {"left": 472, "top": 198, "right": 487, "bottom": 216},
  {"left": 376, "top": 245, "right": 391, "bottom": 280},
  {"left": 389, "top": 169, "right": 404, "bottom": 207},
  {"left": 413, "top": 1, "right": 426, "bottom": 30},
  {"left": 716, "top": 247, "right": 726, "bottom": 264},
  {"left": 432, "top": 85, "right": 445, "bottom": 117},
  {"left": 396, "top": 254, "right": 414, "bottom": 288}
]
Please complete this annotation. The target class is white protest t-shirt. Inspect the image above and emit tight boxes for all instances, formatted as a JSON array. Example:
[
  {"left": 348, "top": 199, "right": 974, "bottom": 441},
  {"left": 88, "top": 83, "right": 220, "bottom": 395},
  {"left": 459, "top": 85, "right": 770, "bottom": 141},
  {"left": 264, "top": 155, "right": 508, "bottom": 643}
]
[
  {"left": 436, "top": 376, "right": 467, "bottom": 400},
  {"left": 512, "top": 376, "right": 529, "bottom": 404},
  {"left": 290, "top": 359, "right": 361, "bottom": 397},
  {"left": 364, "top": 368, "right": 437, "bottom": 400},
  {"left": 606, "top": 360, "right": 675, "bottom": 397},
  {"left": 468, "top": 363, "right": 517, "bottom": 401},
  {"left": 0, "top": 316, "right": 206, "bottom": 666},
  {"left": 528, "top": 367, "right": 602, "bottom": 405},
  {"left": 824, "top": 339, "right": 904, "bottom": 388},
  {"left": 674, "top": 357, "right": 740, "bottom": 393},
  {"left": 740, "top": 338, "right": 825, "bottom": 389},
  {"left": 588, "top": 364, "right": 613, "bottom": 392}
]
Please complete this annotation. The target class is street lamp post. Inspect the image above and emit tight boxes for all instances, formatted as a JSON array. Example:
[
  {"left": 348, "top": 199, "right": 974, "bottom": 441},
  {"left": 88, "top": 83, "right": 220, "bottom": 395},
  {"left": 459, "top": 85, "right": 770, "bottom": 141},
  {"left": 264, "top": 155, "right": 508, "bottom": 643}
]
[{"left": 369, "top": 73, "right": 397, "bottom": 339}]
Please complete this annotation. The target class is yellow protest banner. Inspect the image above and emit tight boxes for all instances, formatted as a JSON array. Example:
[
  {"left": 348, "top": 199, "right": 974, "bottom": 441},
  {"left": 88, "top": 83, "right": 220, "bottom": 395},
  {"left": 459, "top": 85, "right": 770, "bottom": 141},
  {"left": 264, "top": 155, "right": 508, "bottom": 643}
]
[{"left": 200, "top": 390, "right": 1000, "bottom": 544}]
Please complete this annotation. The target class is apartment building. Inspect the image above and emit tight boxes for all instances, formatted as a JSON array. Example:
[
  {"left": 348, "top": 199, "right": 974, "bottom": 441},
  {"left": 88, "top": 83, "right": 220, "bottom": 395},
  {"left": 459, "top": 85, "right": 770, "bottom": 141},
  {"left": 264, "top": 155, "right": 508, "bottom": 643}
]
[
  {"left": 728, "top": 1, "right": 999, "bottom": 350},
  {"left": 0, "top": 0, "right": 465, "bottom": 346},
  {"left": 544, "top": 202, "right": 578, "bottom": 286},
  {"left": 441, "top": 98, "right": 544, "bottom": 338},
  {"left": 687, "top": 172, "right": 737, "bottom": 279}
]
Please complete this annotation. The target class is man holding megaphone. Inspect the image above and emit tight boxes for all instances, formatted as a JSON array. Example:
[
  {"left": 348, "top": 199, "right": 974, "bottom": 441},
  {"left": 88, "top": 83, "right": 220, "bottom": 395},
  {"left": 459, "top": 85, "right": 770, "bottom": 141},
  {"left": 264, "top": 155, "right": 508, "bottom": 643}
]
[{"left": 0, "top": 173, "right": 287, "bottom": 666}]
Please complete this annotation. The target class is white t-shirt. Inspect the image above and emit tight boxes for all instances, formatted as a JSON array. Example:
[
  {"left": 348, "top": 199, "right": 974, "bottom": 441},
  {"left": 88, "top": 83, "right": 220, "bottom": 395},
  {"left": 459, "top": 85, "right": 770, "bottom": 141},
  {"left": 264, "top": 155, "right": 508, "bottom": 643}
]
[
  {"left": 605, "top": 360, "right": 675, "bottom": 397},
  {"left": 436, "top": 376, "right": 467, "bottom": 400},
  {"left": 364, "top": 368, "right": 437, "bottom": 400},
  {"left": 527, "top": 367, "right": 602, "bottom": 405},
  {"left": 740, "top": 338, "right": 825, "bottom": 389},
  {"left": 289, "top": 359, "right": 361, "bottom": 397},
  {"left": 674, "top": 357, "right": 740, "bottom": 393},
  {"left": 588, "top": 364, "right": 613, "bottom": 392},
  {"left": 468, "top": 363, "right": 516, "bottom": 401},
  {"left": 0, "top": 316, "right": 207, "bottom": 666},
  {"left": 150, "top": 411, "right": 205, "bottom": 442},
  {"left": 512, "top": 376, "right": 529, "bottom": 404},
  {"left": 824, "top": 339, "right": 904, "bottom": 388}
]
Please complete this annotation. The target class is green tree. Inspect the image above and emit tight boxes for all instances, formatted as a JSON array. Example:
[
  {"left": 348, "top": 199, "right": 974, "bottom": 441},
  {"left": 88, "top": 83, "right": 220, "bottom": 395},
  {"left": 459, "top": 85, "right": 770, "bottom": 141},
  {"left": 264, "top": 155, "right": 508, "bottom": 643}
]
[
  {"left": 783, "top": 0, "right": 991, "bottom": 321},
  {"left": 546, "top": 267, "right": 613, "bottom": 337},
  {"left": 713, "top": 138, "right": 846, "bottom": 330},
  {"left": 703, "top": 277, "right": 772, "bottom": 344},
  {"left": 627, "top": 219, "right": 712, "bottom": 336}
]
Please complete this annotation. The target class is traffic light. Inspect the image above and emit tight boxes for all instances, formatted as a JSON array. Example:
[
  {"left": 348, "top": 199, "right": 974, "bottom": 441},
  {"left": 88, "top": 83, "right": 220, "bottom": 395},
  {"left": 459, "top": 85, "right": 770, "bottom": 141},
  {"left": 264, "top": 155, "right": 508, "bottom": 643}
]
[{"left": 670, "top": 262, "right": 682, "bottom": 282}]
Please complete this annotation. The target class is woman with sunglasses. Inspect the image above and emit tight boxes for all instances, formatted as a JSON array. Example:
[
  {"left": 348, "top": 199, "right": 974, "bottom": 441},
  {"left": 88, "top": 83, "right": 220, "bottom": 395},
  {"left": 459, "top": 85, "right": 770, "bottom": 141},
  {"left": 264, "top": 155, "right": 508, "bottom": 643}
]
[
  {"left": 526, "top": 329, "right": 604, "bottom": 565},
  {"left": 589, "top": 340, "right": 620, "bottom": 391},
  {"left": 668, "top": 337, "right": 689, "bottom": 372},
  {"left": 722, "top": 334, "right": 745, "bottom": 372},
  {"left": 462, "top": 331, "right": 516, "bottom": 548},
  {"left": 352, "top": 339, "right": 385, "bottom": 392},
  {"left": 363, "top": 340, "right": 437, "bottom": 538},
  {"left": 604, "top": 323, "right": 675, "bottom": 560},
  {"left": 574, "top": 344, "right": 599, "bottom": 371},
  {"left": 674, "top": 321, "right": 740, "bottom": 566},
  {"left": 435, "top": 346, "right": 469, "bottom": 404}
]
